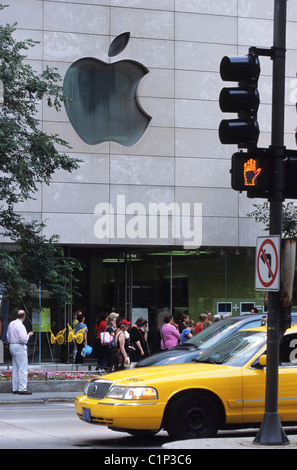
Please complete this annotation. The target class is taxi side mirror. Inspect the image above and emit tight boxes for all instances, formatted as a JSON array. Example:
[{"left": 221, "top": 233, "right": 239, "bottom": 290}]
[{"left": 259, "top": 355, "right": 267, "bottom": 367}]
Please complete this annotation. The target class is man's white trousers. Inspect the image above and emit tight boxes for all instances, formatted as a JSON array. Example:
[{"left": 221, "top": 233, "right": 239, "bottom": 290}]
[{"left": 9, "top": 344, "right": 28, "bottom": 392}]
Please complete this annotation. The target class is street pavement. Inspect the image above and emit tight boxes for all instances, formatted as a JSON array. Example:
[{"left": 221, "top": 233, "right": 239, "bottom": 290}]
[{"left": 1, "top": 390, "right": 297, "bottom": 449}]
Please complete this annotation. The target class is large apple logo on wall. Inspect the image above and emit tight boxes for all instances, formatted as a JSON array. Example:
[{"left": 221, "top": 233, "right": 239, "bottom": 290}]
[{"left": 63, "top": 32, "right": 151, "bottom": 146}]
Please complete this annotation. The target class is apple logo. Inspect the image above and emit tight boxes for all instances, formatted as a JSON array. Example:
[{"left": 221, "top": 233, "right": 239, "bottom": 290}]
[{"left": 63, "top": 32, "right": 151, "bottom": 146}]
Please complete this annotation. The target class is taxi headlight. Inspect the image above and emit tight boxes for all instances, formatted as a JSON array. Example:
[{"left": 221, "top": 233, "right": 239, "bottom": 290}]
[{"left": 107, "top": 386, "right": 158, "bottom": 400}]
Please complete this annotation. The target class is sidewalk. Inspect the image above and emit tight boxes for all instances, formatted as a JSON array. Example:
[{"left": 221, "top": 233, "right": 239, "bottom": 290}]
[
  {"left": 1, "top": 360, "right": 99, "bottom": 373},
  {"left": 163, "top": 433, "right": 297, "bottom": 450},
  {"left": 0, "top": 390, "right": 79, "bottom": 404}
]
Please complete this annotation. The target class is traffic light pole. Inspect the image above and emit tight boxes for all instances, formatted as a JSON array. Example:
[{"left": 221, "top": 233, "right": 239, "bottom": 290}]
[{"left": 253, "top": 0, "right": 289, "bottom": 446}]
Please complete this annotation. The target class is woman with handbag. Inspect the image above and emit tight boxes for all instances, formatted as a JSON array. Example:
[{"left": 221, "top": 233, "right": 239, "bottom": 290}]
[
  {"left": 129, "top": 317, "right": 148, "bottom": 363},
  {"left": 74, "top": 313, "right": 88, "bottom": 365},
  {"left": 160, "top": 314, "right": 180, "bottom": 350},
  {"left": 114, "top": 319, "right": 131, "bottom": 370}
]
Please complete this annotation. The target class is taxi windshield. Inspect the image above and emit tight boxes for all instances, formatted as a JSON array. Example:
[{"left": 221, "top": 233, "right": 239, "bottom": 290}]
[{"left": 195, "top": 330, "right": 266, "bottom": 367}]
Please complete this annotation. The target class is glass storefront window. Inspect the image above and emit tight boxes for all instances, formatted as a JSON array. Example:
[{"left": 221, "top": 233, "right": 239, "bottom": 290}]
[{"left": 19, "top": 246, "right": 265, "bottom": 361}]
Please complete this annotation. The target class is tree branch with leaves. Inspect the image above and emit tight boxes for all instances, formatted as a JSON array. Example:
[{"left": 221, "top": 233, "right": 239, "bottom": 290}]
[
  {"left": 0, "top": 5, "right": 82, "bottom": 306},
  {"left": 248, "top": 201, "right": 297, "bottom": 239}
]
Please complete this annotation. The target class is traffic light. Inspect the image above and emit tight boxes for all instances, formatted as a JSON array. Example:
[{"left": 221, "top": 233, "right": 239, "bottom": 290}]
[
  {"left": 219, "top": 52, "right": 260, "bottom": 148},
  {"left": 284, "top": 151, "right": 297, "bottom": 198},
  {"left": 231, "top": 149, "right": 297, "bottom": 198},
  {"left": 231, "top": 150, "right": 273, "bottom": 192}
]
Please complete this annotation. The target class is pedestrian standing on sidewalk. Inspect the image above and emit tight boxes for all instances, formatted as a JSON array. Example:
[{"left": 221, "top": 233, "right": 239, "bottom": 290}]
[
  {"left": 180, "top": 320, "right": 195, "bottom": 343},
  {"left": 75, "top": 312, "right": 88, "bottom": 365},
  {"left": 177, "top": 312, "right": 189, "bottom": 334},
  {"left": 195, "top": 313, "right": 207, "bottom": 335},
  {"left": 130, "top": 317, "right": 148, "bottom": 363},
  {"left": 6, "top": 310, "right": 34, "bottom": 395},
  {"left": 94, "top": 313, "right": 108, "bottom": 370},
  {"left": 160, "top": 314, "right": 180, "bottom": 350}
]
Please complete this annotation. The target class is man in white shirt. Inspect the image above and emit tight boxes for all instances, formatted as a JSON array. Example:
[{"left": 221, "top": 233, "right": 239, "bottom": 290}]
[{"left": 6, "top": 310, "right": 34, "bottom": 395}]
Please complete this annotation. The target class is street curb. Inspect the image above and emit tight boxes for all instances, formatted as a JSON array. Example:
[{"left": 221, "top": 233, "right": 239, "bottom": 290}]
[
  {"left": 0, "top": 380, "right": 87, "bottom": 393},
  {"left": 0, "top": 397, "right": 76, "bottom": 405}
]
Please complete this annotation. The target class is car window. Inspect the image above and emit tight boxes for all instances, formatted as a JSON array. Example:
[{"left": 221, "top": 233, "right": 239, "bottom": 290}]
[
  {"left": 187, "top": 318, "right": 241, "bottom": 348},
  {"left": 280, "top": 332, "right": 297, "bottom": 365},
  {"left": 195, "top": 330, "right": 266, "bottom": 367},
  {"left": 239, "top": 319, "right": 263, "bottom": 329}
]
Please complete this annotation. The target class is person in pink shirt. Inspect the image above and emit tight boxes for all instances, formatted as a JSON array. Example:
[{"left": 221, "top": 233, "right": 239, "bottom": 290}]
[{"left": 160, "top": 314, "right": 180, "bottom": 350}]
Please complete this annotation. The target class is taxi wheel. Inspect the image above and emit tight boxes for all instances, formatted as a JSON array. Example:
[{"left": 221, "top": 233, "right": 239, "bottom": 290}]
[{"left": 166, "top": 392, "right": 220, "bottom": 440}]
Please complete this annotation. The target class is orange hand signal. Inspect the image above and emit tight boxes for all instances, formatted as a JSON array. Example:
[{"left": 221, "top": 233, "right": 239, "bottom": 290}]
[{"left": 244, "top": 158, "right": 262, "bottom": 186}]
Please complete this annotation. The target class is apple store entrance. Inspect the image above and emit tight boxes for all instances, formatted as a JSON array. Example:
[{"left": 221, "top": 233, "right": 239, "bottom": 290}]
[
  {"left": 69, "top": 247, "right": 190, "bottom": 356},
  {"left": 22, "top": 245, "right": 258, "bottom": 362}
]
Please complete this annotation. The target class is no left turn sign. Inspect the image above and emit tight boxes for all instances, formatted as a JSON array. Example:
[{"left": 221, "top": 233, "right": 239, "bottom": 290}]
[{"left": 255, "top": 236, "right": 280, "bottom": 291}]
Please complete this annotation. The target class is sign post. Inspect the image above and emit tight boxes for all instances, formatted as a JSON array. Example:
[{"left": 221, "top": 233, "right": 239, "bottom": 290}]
[{"left": 253, "top": 0, "right": 289, "bottom": 446}]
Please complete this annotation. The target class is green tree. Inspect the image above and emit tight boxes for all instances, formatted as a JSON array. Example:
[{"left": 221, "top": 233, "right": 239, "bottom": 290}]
[
  {"left": 0, "top": 5, "right": 82, "bottom": 306},
  {"left": 248, "top": 201, "right": 297, "bottom": 239}
]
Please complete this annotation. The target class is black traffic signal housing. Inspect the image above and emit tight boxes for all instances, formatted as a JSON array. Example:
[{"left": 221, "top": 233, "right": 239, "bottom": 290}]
[
  {"left": 231, "top": 149, "right": 297, "bottom": 199},
  {"left": 284, "top": 151, "right": 297, "bottom": 199},
  {"left": 231, "top": 149, "right": 273, "bottom": 195},
  {"left": 219, "top": 52, "right": 260, "bottom": 148}
]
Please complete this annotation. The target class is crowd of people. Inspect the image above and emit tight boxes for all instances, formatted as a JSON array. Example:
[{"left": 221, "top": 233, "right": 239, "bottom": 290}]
[
  {"left": 73, "top": 311, "right": 149, "bottom": 371},
  {"left": 3, "top": 306, "right": 253, "bottom": 394},
  {"left": 72, "top": 309, "right": 220, "bottom": 370},
  {"left": 160, "top": 310, "right": 220, "bottom": 350}
]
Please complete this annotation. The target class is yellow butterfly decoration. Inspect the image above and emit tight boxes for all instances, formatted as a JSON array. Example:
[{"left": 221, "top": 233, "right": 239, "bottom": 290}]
[
  {"left": 50, "top": 328, "right": 66, "bottom": 345},
  {"left": 67, "top": 324, "right": 86, "bottom": 344}
]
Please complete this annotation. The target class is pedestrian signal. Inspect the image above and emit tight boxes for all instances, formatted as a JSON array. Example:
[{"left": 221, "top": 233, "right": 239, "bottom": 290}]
[{"left": 231, "top": 151, "right": 273, "bottom": 191}]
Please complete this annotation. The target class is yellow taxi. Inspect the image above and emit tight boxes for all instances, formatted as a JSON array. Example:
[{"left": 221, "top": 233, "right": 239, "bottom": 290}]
[{"left": 75, "top": 325, "right": 297, "bottom": 440}]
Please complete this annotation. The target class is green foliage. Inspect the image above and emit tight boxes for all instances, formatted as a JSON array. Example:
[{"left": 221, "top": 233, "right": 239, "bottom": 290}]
[
  {"left": 0, "top": 210, "right": 82, "bottom": 305},
  {"left": 0, "top": 5, "right": 82, "bottom": 306},
  {"left": 0, "top": 8, "right": 79, "bottom": 206},
  {"left": 248, "top": 201, "right": 297, "bottom": 238}
]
